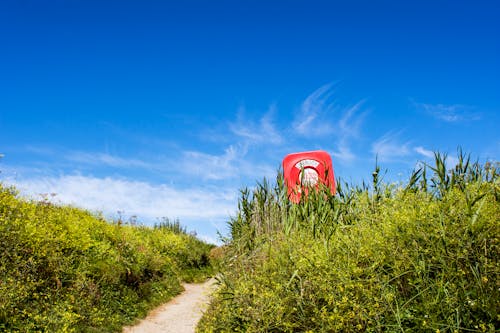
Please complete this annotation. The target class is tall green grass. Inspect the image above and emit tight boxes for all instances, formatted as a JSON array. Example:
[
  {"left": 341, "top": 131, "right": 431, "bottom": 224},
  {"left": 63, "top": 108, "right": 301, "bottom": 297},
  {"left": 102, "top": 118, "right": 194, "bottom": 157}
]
[
  {"left": 198, "top": 152, "right": 499, "bottom": 332},
  {"left": 0, "top": 185, "right": 214, "bottom": 332}
]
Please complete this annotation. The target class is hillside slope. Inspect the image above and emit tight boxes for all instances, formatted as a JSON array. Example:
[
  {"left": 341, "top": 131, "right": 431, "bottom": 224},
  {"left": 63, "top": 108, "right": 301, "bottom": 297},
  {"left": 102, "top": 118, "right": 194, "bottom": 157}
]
[
  {"left": 0, "top": 185, "right": 213, "bottom": 332},
  {"left": 199, "top": 154, "right": 499, "bottom": 332}
]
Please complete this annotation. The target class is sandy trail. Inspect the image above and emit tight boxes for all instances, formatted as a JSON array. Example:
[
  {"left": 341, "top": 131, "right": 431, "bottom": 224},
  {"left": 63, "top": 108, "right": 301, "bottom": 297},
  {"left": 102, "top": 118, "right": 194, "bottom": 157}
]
[{"left": 122, "top": 278, "right": 216, "bottom": 333}]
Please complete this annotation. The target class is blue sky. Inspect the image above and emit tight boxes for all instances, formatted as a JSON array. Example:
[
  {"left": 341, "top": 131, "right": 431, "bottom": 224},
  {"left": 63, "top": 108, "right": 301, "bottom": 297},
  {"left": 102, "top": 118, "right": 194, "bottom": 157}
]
[{"left": 1, "top": 0, "right": 499, "bottom": 243}]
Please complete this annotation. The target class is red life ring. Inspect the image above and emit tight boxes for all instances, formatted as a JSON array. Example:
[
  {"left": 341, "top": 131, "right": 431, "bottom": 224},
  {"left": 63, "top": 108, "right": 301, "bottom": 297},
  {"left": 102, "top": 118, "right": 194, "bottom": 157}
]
[{"left": 282, "top": 150, "right": 335, "bottom": 203}]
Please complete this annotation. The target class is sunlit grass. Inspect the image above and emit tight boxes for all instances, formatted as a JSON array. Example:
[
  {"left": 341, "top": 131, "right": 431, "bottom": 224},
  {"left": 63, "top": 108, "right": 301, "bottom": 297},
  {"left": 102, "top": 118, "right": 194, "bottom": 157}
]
[
  {"left": 0, "top": 187, "right": 214, "bottom": 332},
  {"left": 199, "top": 151, "right": 499, "bottom": 332}
]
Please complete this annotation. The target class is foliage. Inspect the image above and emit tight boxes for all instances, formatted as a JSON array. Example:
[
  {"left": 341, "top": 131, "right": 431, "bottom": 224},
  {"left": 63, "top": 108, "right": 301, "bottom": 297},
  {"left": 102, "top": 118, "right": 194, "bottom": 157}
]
[
  {"left": 198, "top": 152, "right": 499, "bottom": 332},
  {"left": 0, "top": 186, "right": 214, "bottom": 332},
  {"left": 155, "top": 217, "right": 188, "bottom": 235}
]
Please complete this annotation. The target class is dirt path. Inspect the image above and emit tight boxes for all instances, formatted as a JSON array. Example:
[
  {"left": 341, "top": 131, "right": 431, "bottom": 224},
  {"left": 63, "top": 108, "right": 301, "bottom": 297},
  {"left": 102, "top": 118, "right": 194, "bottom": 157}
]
[{"left": 122, "top": 278, "right": 216, "bottom": 333}]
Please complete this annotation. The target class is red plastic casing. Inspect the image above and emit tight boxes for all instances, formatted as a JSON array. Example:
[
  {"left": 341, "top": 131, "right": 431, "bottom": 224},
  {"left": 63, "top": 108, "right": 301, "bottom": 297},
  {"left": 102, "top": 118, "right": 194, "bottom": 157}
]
[{"left": 282, "top": 150, "right": 335, "bottom": 203}]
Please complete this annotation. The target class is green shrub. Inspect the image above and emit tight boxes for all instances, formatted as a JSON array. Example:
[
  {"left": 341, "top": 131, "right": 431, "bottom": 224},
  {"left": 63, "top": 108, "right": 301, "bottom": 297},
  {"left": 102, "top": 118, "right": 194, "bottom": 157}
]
[
  {"left": 198, "top": 154, "right": 499, "bottom": 332},
  {"left": 0, "top": 185, "right": 213, "bottom": 332}
]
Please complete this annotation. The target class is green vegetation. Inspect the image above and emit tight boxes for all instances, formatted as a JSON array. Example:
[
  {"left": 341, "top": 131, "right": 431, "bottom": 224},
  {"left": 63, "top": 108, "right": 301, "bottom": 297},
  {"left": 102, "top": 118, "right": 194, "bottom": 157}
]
[
  {"left": 0, "top": 186, "right": 214, "bottom": 332},
  {"left": 198, "top": 152, "right": 499, "bottom": 332}
]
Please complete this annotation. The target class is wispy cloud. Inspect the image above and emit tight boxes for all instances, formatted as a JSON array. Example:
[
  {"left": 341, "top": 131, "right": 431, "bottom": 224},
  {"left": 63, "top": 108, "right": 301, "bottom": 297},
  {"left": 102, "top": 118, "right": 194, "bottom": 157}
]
[
  {"left": 66, "top": 151, "right": 152, "bottom": 169},
  {"left": 178, "top": 144, "right": 276, "bottom": 181},
  {"left": 293, "top": 84, "right": 335, "bottom": 136},
  {"left": 337, "top": 101, "right": 366, "bottom": 138},
  {"left": 331, "top": 101, "right": 367, "bottom": 163},
  {"left": 14, "top": 145, "right": 155, "bottom": 171},
  {"left": 11, "top": 175, "right": 238, "bottom": 222},
  {"left": 292, "top": 84, "right": 367, "bottom": 163},
  {"left": 414, "top": 146, "right": 434, "bottom": 158},
  {"left": 230, "top": 105, "right": 283, "bottom": 145},
  {"left": 23, "top": 145, "right": 58, "bottom": 156},
  {"left": 414, "top": 101, "right": 481, "bottom": 122},
  {"left": 371, "top": 131, "right": 411, "bottom": 162},
  {"left": 331, "top": 142, "right": 356, "bottom": 163},
  {"left": 413, "top": 146, "right": 460, "bottom": 168},
  {"left": 181, "top": 145, "right": 245, "bottom": 180}
]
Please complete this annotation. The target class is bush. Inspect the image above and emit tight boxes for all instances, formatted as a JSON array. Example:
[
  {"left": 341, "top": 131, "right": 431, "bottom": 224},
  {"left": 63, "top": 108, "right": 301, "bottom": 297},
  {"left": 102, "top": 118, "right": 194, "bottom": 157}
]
[
  {"left": 198, "top": 154, "right": 499, "bottom": 332},
  {"left": 0, "top": 185, "right": 213, "bottom": 332}
]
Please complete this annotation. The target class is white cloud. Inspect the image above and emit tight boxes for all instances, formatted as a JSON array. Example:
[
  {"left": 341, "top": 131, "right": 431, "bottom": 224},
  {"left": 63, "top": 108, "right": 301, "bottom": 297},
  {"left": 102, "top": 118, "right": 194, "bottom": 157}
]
[
  {"left": 413, "top": 146, "right": 460, "bottom": 167},
  {"left": 179, "top": 144, "right": 276, "bottom": 182},
  {"left": 337, "top": 101, "right": 366, "bottom": 138},
  {"left": 10, "top": 175, "right": 238, "bottom": 223},
  {"left": 181, "top": 145, "right": 245, "bottom": 180},
  {"left": 66, "top": 151, "right": 152, "bottom": 169},
  {"left": 415, "top": 102, "right": 481, "bottom": 122},
  {"left": 230, "top": 105, "right": 282, "bottom": 145},
  {"left": 23, "top": 145, "right": 57, "bottom": 156},
  {"left": 371, "top": 131, "right": 411, "bottom": 162},
  {"left": 414, "top": 146, "right": 434, "bottom": 158},
  {"left": 331, "top": 101, "right": 367, "bottom": 163},
  {"left": 292, "top": 85, "right": 367, "bottom": 163},
  {"left": 331, "top": 141, "right": 356, "bottom": 163},
  {"left": 293, "top": 84, "right": 335, "bottom": 136}
]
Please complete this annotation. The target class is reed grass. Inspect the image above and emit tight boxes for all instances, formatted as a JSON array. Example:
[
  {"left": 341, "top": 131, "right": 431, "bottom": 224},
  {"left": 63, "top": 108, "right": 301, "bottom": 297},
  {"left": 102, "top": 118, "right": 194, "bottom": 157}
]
[{"left": 198, "top": 151, "right": 499, "bottom": 332}]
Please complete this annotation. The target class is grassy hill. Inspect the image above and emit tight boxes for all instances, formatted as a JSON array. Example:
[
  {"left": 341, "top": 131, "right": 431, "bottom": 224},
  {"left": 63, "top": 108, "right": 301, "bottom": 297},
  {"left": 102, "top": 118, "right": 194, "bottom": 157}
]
[
  {"left": 198, "top": 153, "right": 499, "bottom": 332},
  {"left": 0, "top": 185, "right": 214, "bottom": 332}
]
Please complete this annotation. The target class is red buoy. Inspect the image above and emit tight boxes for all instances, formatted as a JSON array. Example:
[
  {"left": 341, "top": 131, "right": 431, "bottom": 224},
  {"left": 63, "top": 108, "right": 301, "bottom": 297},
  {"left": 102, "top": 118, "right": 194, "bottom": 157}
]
[{"left": 282, "top": 150, "right": 335, "bottom": 203}]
